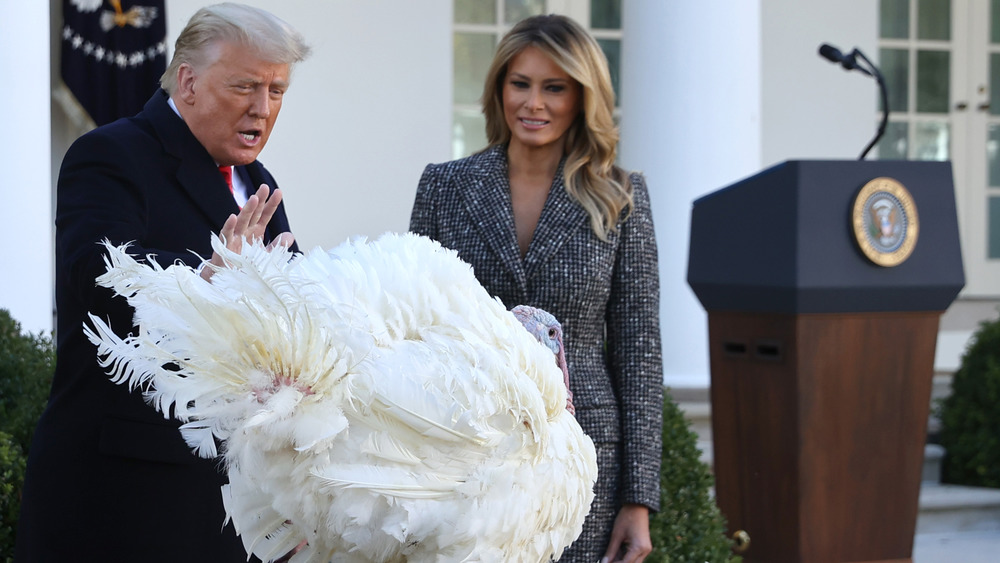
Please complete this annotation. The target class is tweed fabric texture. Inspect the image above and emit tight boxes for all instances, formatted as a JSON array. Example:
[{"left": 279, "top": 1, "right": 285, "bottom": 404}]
[{"left": 410, "top": 144, "right": 663, "bottom": 561}]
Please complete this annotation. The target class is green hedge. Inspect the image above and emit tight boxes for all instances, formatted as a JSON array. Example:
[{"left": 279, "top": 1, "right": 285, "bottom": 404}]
[
  {"left": 938, "top": 313, "right": 1000, "bottom": 488},
  {"left": 0, "top": 309, "right": 55, "bottom": 562},
  {"left": 648, "top": 394, "right": 738, "bottom": 562},
  {"left": 0, "top": 432, "right": 25, "bottom": 559}
]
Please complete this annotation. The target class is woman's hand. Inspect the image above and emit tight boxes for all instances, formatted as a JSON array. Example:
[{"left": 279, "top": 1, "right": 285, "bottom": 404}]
[
  {"left": 200, "top": 184, "right": 295, "bottom": 281},
  {"left": 601, "top": 503, "right": 652, "bottom": 563}
]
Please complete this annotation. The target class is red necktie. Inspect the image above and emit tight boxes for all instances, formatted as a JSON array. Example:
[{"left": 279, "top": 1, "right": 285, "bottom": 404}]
[{"left": 219, "top": 165, "right": 234, "bottom": 195}]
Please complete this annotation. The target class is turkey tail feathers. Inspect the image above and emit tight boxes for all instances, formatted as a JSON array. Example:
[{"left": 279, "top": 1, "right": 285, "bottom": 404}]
[
  {"left": 87, "top": 232, "right": 597, "bottom": 563},
  {"left": 84, "top": 313, "right": 157, "bottom": 394}
]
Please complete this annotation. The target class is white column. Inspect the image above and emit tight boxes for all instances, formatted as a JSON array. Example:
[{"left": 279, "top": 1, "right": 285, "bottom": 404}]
[
  {"left": 0, "top": 3, "right": 52, "bottom": 333},
  {"left": 619, "top": 1, "right": 764, "bottom": 388}
]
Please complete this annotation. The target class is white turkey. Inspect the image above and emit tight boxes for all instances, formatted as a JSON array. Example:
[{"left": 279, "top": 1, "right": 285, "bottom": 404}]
[{"left": 84, "top": 232, "right": 597, "bottom": 563}]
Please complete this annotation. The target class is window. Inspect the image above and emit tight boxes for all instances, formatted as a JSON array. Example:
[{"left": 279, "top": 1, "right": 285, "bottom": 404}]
[{"left": 876, "top": 0, "right": 953, "bottom": 161}]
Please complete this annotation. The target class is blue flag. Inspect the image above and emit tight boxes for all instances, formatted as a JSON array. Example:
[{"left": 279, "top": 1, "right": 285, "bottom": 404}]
[{"left": 61, "top": 0, "right": 167, "bottom": 126}]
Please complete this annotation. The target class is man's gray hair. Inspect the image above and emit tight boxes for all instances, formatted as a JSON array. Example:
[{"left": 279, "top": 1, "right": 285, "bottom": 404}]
[{"left": 161, "top": 3, "right": 310, "bottom": 94}]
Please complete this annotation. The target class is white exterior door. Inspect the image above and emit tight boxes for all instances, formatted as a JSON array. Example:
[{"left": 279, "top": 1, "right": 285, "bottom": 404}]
[
  {"left": 880, "top": 0, "right": 1000, "bottom": 296},
  {"left": 959, "top": 0, "right": 1000, "bottom": 296}
]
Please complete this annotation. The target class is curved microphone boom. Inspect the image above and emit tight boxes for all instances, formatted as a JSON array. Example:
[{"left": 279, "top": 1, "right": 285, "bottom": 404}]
[{"left": 818, "top": 43, "right": 889, "bottom": 160}]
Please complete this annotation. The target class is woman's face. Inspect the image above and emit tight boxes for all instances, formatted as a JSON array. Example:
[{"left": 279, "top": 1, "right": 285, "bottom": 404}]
[{"left": 502, "top": 46, "right": 582, "bottom": 154}]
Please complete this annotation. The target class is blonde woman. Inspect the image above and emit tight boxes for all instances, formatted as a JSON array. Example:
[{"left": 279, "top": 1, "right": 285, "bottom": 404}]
[{"left": 410, "top": 14, "right": 662, "bottom": 563}]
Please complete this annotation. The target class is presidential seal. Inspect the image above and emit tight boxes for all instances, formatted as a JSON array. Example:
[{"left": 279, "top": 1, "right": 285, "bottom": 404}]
[{"left": 852, "top": 177, "right": 919, "bottom": 267}]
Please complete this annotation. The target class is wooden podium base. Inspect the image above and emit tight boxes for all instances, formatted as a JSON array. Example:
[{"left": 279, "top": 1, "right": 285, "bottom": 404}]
[{"left": 708, "top": 311, "right": 939, "bottom": 563}]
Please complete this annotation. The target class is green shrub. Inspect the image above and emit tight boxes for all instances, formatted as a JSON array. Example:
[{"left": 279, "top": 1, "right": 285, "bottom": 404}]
[
  {"left": 938, "top": 313, "right": 1000, "bottom": 487},
  {"left": 0, "top": 309, "right": 55, "bottom": 562},
  {"left": 0, "top": 309, "right": 55, "bottom": 452},
  {"left": 0, "top": 431, "right": 25, "bottom": 562},
  {"left": 648, "top": 394, "right": 738, "bottom": 563}
]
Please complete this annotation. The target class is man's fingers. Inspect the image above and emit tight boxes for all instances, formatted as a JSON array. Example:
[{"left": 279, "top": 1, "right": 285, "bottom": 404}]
[
  {"left": 247, "top": 195, "right": 267, "bottom": 231},
  {"left": 232, "top": 184, "right": 274, "bottom": 242},
  {"left": 235, "top": 195, "right": 260, "bottom": 236},
  {"left": 248, "top": 184, "right": 271, "bottom": 234},
  {"left": 221, "top": 184, "right": 283, "bottom": 258},
  {"left": 219, "top": 213, "right": 238, "bottom": 247},
  {"left": 249, "top": 186, "right": 279, "bottom": 238},
  {"left": 257, "top": 188, "right": 283, "bottom": 230}
]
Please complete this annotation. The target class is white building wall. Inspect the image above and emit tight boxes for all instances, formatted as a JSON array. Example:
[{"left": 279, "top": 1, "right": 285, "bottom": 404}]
[
  {"left": 1, "top": 2, "right": 52, "bottom": 334},
  {"left": 165, "top": 0, "right": 454, "bottom": 250},
  {"left": 761, "top": 0, "right": 878, "bottom": 165}
]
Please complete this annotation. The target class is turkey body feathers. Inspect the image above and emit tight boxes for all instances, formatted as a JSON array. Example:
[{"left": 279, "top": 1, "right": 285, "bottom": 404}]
[{"left": 84, "top": 232, "right": 597, "bottom": 563}]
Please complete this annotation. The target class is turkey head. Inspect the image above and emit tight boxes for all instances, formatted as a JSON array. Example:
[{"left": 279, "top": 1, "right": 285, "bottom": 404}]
[{"left": 511, "top": 305, "right": 575, "bottom": 415}]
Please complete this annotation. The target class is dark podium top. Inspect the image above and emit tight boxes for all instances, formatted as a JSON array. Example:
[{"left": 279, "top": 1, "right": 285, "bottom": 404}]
[{"left": 687, "top": 160, "right": 965, "bottom": 314}]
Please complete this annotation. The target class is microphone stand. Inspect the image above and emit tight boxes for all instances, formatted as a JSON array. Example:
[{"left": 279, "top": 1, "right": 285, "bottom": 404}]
[
  {"left": 818, "top": 44, "right": 890, "bottom": 160},
  {"left": 851, "top": 49, "right": 889, "bottom": 160}
]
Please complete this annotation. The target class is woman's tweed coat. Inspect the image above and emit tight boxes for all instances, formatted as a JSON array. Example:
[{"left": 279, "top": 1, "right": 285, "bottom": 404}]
[{"left": 409, "top": 144, "right": 663, "bottom": 560}]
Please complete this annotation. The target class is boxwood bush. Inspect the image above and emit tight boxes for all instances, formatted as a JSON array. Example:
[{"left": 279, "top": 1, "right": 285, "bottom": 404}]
[
  {"left": 0, "top": 431, "right": 25, "bottom": 560},
  {"left": 0, "top": 309, "right": 55, "bottom": 562},
  {"left": 938, "top": 314, "right": 1000, "bottom": 488},
  {"left": 648, "top": 394, "right": 738, "bottom": 562}
]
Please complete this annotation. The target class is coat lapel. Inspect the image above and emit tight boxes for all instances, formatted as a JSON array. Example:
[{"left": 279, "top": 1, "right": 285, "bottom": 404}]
[
  {"left": 145, "top": 90, "right": 240, "bottom": 230},
  {"left": 456, "top": 147, "right": 528, "bottom": 291},
  {"left": 523, "top": 163, "right": 589, "bottom": 280}
]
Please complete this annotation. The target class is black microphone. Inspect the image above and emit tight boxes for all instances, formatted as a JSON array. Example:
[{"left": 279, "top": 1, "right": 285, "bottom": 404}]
[
  {"left": 818, "top": 43, "right": 843, "bottom": 63},
  {"left": 818, "top": 43, "right": 871, "bottom": 76},
  {"left": 818, "top": 42, "right": 888, "bottom": 160}
]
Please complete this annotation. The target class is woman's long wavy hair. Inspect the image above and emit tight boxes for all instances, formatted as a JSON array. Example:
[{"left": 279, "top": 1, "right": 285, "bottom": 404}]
[{"left": 482, "top": 14, "right": 632, "bottom": 240}]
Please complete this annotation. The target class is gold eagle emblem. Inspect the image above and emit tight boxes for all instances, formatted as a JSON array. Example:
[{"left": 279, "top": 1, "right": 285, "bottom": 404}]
[{"left": 100, "top": 0, "right": 158, "bottom": 31}]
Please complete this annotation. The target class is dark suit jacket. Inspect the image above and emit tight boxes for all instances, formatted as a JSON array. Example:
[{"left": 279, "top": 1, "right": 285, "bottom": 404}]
[
  {"left": 409, "top": 145, "right": 663, "bottom": 514},
  {"left": 15, "top": 89, "right": 295, "bottom": 562}
]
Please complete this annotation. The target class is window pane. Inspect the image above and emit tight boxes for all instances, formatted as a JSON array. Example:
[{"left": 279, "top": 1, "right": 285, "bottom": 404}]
[
  {"left": 993, "top": 0, "right": 1000, "bottom": 43},
  {"left": 454, "top": 32, "right": 496, "bottom": 105},
  {"left": 916, "top": 50, "right": 950, "bottom": 113},
  {"left": 597, "top": 38, "right": 621, "bottom": 104},
  {"left": 877, "top": 121, "right": 909, "bottom": 160},
  {"left": 591, "top": 0, "right": 621, "bottom": 29},
  {"left": 880, "top": 0, "right": 910, "bottom": 39},
  {"left": 988, "top": 124, "right": 1000, "bottom": 187},
  {"left": 880, "top": 48, "right": 909, "bottom": 112},
  {"left": 989, "top": 196, "right": 1000, "bottom": 258},
  {"left": 453, "top": 109, "right": 489, "bottom": 159},
  {"left": 455, "top": 0, "right": 496, "bottom": 24},
  {"left": 505, "top": 0, "right": 544, "bottom": 24},
  {"left": 917, "top": 0, "right": 951, "bottom": 40},
  {"left": 913, "top": 121, "right": 950, "bottom": 161}
]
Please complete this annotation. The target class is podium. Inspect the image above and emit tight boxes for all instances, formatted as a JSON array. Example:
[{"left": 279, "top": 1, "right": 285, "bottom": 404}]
[{"left": 687, "top": 160, "right": 965, "bottom": 562}]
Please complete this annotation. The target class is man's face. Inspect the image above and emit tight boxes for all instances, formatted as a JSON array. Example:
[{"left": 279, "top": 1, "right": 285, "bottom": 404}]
[{"left": 175, "top": 41, "right": 291, "bottom": 166}]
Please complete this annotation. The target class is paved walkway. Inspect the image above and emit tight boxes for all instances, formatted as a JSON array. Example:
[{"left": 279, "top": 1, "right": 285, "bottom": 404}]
[{"left": 913, "top": 530, "right": 1000, "bottom": 562}]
